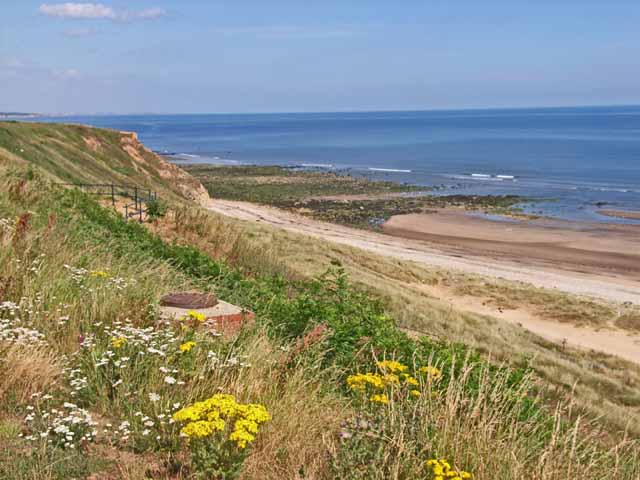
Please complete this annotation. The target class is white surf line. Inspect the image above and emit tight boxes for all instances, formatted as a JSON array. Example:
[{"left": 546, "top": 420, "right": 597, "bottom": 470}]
[{"left": 206, "top": 199, "right": 640, "bottom": 306}]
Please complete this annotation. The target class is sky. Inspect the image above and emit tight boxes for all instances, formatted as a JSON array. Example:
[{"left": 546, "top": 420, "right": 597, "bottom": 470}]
[{"left": 1, "top": 1, "right": 640, "bottom": 114}]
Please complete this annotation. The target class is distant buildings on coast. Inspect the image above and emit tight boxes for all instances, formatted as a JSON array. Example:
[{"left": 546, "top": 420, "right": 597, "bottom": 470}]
[{"left": 0, "top": 112, "right": 41, "bottom": 119}]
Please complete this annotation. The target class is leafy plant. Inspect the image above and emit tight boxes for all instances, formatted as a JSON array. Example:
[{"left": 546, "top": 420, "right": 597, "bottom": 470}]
[{"left": 146, "top": 198, "right": 167, "bottom": 221}]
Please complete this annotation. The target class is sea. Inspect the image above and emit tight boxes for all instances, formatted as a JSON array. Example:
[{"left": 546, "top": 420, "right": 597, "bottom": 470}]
[{"left": 34, "top": 106, "right": 640, "bottom": 224}]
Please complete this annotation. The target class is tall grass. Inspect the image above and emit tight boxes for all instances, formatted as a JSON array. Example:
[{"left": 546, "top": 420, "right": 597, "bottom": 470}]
[
  {"left": 333, "top": 358, "right": 640, "bottom": 479},
  {"left": 0, "top": 173, "right": 638, "bottom": 479}
]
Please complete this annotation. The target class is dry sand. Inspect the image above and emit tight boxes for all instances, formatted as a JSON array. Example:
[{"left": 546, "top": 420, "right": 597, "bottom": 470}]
[{"left": 206, "top": 199, "right": 640, "bottom": 363}]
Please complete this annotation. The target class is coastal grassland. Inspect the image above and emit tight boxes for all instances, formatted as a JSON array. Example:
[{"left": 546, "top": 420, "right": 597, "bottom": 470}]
[
  {"left": 0, "top": 121, "right": 205, "bottom": 203},
  {"left": 184, "top": 164, "right": 524, "bottom": 228},
  {"left": 615, "top": 310, "right": 640, "bottom": 332},
  {"left": 1, "top": 172, "right": 638, "bottom": 479},
  {"left": 449, "top": 276, "right": 617, "bottom": 327},
  {"left": 162, "top": 205, "right": 640, "bottom": 441}
]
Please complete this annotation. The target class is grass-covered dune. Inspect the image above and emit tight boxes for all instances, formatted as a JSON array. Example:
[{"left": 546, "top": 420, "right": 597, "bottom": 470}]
[{"left": 0, "top": 123, "right": 638, "bottom": 479}]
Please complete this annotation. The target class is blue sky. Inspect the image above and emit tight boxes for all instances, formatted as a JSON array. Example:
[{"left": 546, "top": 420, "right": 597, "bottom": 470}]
[{"left": 1, "top": 1, "right": 640, "bottom": 114}]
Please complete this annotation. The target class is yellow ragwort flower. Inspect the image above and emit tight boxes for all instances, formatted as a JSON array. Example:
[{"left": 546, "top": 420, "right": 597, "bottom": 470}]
[
  {"left": 179, "top": 341, "right": 196, "bottom": 353},
  {"left": 369, "top": 393, "right": 389, "bottom": 405},
  {"left": 173, "top": 394, "right": 270, "bottom": 449},
  {"left": 376, "top": 360, "right": 408, "bottom": 373},
  {"left": 181, "top": 420, "right": 224, "bottom": 438},
  {"left": 110, "top": 336, "right": 126, "bottom": 349},
  {"left": 403, "top": 374, "right": 419, "bottom": 386},
  {"left": 90, "top": 270, "right": 110, "bottom": 279},
  {"left": 425, "top": 458, "right": 472, "bottom": 480},
  {"left": 419, "top": 366, "right": 442, "bottom": 380},
  {"left": 383, "top": 373, "right": 400, "bottom": 385},
  {"left": 183, "top": 310, "right": 206, "bottom": 323},
  {"left": 346, "top": 373, "right": 386, "bottom": 392}
]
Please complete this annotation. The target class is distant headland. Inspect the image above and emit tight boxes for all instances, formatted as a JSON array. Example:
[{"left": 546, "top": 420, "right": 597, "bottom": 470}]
[{"left": 0, "top": 112, "right": 41, "bottom": 119}]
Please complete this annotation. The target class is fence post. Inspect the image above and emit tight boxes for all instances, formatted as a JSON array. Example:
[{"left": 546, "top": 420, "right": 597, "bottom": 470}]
[
  {"left": 125, "top": 204, "right": 128, "bottom": 219},
  {"left": 111, "top": 183, "right": 115, "bottom": 206},
  {"left": 134, "top": 186, "right": 138, "bottom": 210}
]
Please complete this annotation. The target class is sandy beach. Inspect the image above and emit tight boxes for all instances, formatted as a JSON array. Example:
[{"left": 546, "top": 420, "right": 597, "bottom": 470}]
[
  {"left": 382, "top": 210, "right": 640, "bottom": 282},
  {"left": 208, "top": 199, "right": 640, "bottom": 303},
  {"left": 207, "top": 199, "right": 640, "bottom": 362}
]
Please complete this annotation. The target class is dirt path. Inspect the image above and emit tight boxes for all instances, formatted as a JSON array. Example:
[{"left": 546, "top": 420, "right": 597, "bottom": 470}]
[{"left": 206, "top": 199, "right": 640, "bottom": 363}]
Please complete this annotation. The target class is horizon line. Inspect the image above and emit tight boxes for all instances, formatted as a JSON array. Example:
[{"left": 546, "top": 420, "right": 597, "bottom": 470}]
[{"left": 13, "top": 102, "right": 640, "bottom": 118}]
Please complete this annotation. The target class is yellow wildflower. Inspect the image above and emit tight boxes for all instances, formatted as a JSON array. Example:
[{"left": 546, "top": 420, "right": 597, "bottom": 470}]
[
  {"left": 179, "top": 341, "right": 196, "bottom": 353},
  {"left": 419, "top": 366, "right": 442, "bottom": 380},
  {"left": 376, "top": 360, "right": 408, "bottom": 373},
  {"left": 90, "top": 270, "right": 109, "bottom": 279},
  {"left": 183, "top": 310, "right": 205, "bottom": 323},
  {"left": 110, "top": 336, "right": 126, "bottom": 349},
  {"left": 346, "top": 373, "right": 386, "bottom": 391},
  {"left": 173, "top": 402, "right": 210, "bottom": 422},
  {"left": 425, "top": 458, "right": 472, "bottom": 480},
  {"left": 403, "top": 374, "right": 419, "bottom": 386},
  {"left": 410, "top": 389, "right": 421, "bottom": 398},
  {"left": 369, "top": 393, "right": 389, "bottom": 404},
  {"left": 173, "top": 394, "right": 270, "bottom": 449},
  {"left": 383, "top": 373, "right": 400, "bottom": 385},
  {"left": 181, "top": 420, "right": 222, "bottom": 438},
  {"left": 229, "top": 426, "right": 255, "bottom": 449}
]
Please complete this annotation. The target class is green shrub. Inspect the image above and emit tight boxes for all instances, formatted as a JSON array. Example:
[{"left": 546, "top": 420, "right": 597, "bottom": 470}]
[{"left": 146, "top": 198, "right": 167, "bottom": 221}]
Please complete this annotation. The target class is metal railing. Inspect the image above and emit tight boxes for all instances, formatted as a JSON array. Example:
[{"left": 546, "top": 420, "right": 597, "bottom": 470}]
[{"left": 54, "top": 182, "right": 158, "bottom": 222}]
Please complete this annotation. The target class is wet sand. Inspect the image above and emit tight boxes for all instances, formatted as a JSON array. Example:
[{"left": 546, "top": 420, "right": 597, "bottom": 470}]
[
  {"left": 383, "top": 210, "right": 640, "bottom": 282},
  {"left": 598, "top": 209, "right": 640, "bottom": 220}
]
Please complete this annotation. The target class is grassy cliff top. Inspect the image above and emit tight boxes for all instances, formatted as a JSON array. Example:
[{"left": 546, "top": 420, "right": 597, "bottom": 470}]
[{"left": 0, "top": 121, "right": 208, "bottom": 203}]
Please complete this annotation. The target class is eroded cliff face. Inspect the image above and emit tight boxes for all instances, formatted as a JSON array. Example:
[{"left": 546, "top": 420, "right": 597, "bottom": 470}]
[
  {"left": 119, "top": 131, "right": 210, "bottom": 205},
  {"left": 0, "top": 121, "right": 210, "bottom": 206}
]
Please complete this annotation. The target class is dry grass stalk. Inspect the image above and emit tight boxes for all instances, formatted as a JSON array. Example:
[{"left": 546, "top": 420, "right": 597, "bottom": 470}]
[{"left": 0, "top": 343, "right": 63, "bottom": 403}]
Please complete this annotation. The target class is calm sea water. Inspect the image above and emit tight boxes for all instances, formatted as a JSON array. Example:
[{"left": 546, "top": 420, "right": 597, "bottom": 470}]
[{"left": 36, "top": 106, "right": 640, "bottom": 223}]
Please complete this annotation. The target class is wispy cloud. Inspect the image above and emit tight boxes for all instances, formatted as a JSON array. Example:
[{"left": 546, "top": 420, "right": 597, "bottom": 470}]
[
  {"left": 39, "top": 3, "right": 166, "bottom": 22},
  {"left": 39, "top": 3, "right": 115, "bottom": 19}
]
